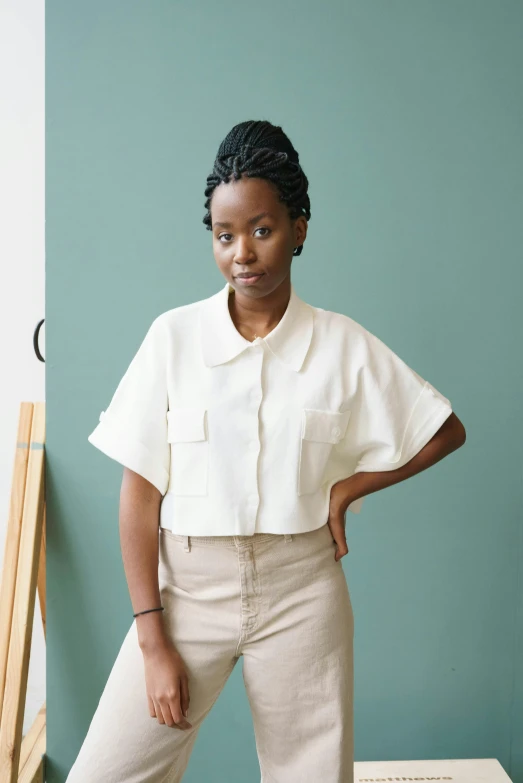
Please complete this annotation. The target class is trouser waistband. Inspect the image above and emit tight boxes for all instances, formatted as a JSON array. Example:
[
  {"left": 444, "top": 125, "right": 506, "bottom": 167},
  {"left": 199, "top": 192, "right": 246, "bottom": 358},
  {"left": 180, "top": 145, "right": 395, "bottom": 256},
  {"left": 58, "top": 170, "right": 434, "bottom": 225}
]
[{"left": 182, "top": 533, "right": 293, "bottom": 552}]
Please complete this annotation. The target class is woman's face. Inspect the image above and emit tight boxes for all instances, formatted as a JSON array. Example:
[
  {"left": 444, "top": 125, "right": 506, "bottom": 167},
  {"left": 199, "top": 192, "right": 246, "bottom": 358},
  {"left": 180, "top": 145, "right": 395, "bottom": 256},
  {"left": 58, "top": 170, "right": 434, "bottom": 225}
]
[{"left": 210, "top": 174, "right": 307, "bottom": 298}]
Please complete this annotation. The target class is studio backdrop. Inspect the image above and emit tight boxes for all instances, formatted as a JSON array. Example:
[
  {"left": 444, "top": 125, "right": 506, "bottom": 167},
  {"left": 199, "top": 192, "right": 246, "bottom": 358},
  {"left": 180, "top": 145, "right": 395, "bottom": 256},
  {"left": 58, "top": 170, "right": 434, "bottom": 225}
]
[{"left": 46, "top": 2, "right": 523, "bottom": 781}]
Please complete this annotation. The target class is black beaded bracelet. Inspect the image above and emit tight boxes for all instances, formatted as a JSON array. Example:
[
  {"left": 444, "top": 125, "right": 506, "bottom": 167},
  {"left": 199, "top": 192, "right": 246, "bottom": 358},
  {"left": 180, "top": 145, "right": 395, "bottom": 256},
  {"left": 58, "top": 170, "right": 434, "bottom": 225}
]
[{"left": 133, "top": 606, "right": 165, "bottom": 618}]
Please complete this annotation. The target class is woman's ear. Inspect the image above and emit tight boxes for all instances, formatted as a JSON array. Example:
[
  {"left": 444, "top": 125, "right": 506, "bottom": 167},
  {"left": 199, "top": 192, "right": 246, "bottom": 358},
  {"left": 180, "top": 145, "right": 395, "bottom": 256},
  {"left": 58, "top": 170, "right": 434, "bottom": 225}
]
[{"left": 294, "top": 216, "right": 308, "bottom": 249}]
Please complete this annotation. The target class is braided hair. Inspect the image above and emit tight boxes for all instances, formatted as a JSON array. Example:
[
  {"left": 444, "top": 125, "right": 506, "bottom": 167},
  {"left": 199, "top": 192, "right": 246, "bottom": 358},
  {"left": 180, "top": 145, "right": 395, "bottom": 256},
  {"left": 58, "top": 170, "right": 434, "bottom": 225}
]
[{"left": 203, "top": 120, "right": 311, "bottom": 257}]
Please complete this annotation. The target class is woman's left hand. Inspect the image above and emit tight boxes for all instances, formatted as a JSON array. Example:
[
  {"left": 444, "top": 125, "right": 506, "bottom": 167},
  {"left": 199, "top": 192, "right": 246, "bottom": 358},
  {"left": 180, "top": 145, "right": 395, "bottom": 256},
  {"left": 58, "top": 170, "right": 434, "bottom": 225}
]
[{"left": 327, "top": 481, "right": 352, "bottom": 561}]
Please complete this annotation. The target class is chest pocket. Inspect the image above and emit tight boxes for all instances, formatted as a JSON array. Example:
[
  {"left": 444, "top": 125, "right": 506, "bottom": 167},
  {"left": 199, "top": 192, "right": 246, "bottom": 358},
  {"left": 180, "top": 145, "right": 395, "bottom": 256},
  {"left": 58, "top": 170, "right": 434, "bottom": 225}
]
[
  {"left": 167, "top": 407, "right": 208, "bottom": 495},
  {"left": 298, "top": 408, "right": 351, "bottom": 496}
]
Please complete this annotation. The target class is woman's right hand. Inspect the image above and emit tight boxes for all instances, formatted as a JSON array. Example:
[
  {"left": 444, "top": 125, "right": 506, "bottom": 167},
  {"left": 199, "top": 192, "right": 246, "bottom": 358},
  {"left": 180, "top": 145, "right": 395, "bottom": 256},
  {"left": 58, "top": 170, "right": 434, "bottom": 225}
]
[{"left": 142, "top": 640, "right": 193, "bottom": 730}]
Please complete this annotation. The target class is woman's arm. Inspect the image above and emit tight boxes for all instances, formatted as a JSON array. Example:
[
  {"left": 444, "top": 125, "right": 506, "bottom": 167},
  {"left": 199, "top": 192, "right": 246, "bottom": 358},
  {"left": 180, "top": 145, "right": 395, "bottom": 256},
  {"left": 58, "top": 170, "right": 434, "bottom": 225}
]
[
  {"left": 119, "top": 467, "right": 193, "bottom": 729},
  {"left": 339, "top": 411, "right": 465, "bottom": 508},
  {"left": 328, "top": 411, "right": 466, "bottom": 560},
  {"left": 119, "top": 467, "right": 168, "bottom": 651}
]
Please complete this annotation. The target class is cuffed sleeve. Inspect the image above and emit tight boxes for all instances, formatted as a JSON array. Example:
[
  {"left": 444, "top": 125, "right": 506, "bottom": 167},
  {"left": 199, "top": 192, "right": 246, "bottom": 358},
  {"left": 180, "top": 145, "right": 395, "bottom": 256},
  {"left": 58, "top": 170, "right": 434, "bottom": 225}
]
[
  {"left": 87, "top": 315, "right": 170, "bottom": 495},
  {"left": 345, "top": 332, "right": 452, "bottom": 475}
]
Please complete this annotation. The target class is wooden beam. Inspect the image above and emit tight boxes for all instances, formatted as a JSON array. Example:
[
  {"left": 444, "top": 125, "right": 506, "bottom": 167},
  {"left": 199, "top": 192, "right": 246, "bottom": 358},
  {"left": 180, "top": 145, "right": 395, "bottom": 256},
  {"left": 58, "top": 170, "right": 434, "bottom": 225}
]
[{"left": 0, "top": 403, "right": 46, "bottom": 782}]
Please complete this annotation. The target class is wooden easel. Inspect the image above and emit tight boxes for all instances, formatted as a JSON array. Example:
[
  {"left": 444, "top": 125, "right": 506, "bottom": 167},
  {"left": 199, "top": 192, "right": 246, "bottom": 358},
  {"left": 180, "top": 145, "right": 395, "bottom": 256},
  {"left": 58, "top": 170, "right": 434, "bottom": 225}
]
[{"left": 0, "top": 402, "right": 46, "bottom": 782}]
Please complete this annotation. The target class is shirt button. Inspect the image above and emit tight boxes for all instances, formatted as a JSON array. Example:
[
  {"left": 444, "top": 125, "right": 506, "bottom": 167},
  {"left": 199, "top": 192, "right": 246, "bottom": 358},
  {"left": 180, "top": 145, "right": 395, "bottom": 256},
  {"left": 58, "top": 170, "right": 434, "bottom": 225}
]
[
  {"left": 332, "top": 426, "right": 341, "bottom": 439},
  {"left": 248, "top": 494, "right": 258, "bottom": 506},
  {"left": 249, "top": 441, "right": 258, "bottom": 452}
]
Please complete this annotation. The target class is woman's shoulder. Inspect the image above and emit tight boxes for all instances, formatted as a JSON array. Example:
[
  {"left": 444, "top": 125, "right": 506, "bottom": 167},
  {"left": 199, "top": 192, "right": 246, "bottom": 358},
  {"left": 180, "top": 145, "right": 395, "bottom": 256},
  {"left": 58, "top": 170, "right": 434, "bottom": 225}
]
[
  {"left": 311, "top": 301, "right": 379, "bottom": 347},
  {"left": 310, "top": 302, "right": 411, "bottom": 370}
]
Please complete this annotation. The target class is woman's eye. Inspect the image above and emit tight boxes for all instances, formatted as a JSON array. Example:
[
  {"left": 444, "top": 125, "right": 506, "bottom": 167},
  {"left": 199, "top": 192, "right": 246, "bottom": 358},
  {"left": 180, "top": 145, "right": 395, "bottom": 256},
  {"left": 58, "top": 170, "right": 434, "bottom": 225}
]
[{"left": 218, "top": 228, "right": 270, "bottom": 243}]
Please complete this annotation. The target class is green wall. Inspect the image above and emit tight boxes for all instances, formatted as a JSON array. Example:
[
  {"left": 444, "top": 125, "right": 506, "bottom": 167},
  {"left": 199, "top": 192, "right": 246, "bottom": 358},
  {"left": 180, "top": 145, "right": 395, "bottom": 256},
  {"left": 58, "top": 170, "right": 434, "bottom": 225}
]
[{"left": 46, "top": 2, "right": 523, "bottom": 780}]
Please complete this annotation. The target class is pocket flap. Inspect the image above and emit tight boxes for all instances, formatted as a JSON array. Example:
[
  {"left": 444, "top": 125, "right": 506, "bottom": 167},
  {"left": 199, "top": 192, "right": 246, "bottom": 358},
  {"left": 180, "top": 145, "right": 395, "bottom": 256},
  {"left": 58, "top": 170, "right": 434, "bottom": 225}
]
[
  {"left": 301, "top": 408, "right": 351, "bottom": 444},
  {"left": 167, "top": 408, "right": 207, "bottom": 442}
]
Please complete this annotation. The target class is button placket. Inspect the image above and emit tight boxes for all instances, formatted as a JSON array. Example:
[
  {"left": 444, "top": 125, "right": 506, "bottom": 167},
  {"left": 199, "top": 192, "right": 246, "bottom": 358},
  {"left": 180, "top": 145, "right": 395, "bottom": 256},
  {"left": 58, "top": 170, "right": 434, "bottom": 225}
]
[{"left": 241, "top": 349, "right": 263, "bottom": 534}]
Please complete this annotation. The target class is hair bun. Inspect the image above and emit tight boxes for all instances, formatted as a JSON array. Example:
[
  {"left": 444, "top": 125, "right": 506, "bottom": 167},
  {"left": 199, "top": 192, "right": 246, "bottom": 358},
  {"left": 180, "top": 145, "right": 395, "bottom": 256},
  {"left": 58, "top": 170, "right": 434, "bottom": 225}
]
[{"left": 216, "top": 121, "right": 300, "bottom": 165}]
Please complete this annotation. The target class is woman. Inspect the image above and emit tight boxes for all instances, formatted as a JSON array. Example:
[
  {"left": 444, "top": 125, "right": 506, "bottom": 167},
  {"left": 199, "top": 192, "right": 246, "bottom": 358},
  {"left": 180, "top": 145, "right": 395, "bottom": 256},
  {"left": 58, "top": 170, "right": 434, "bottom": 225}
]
[{"left": 67, "top": 120, "right": 466, "bottom": 782}]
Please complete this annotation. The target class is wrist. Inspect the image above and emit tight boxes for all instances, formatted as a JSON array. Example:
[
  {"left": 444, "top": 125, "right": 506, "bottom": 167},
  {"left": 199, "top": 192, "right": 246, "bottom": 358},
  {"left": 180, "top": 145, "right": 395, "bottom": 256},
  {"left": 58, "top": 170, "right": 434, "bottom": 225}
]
[
  {"left": 330, "top": 474, "right": 361, "bottom": 514},
  {"left": 135, "top": 612, "right": 169, "bottom": 653},
  {"left": 139, "top": 633, "right": 171, "bottom": 656}
]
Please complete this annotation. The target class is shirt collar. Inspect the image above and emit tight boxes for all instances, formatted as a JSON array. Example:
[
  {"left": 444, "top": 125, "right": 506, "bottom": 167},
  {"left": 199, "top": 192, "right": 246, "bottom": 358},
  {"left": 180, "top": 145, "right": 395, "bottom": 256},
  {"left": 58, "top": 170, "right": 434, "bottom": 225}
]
[{"left": 199, "top": 280, "right": 314, "bottom": 372}]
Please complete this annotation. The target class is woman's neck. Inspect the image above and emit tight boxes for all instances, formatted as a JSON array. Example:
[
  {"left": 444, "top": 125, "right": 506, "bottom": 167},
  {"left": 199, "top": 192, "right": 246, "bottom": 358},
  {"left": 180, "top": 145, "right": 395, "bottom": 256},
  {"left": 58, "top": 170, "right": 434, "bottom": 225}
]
[{"left": 227, "top": 280, "right": 291, "bottom": 341}]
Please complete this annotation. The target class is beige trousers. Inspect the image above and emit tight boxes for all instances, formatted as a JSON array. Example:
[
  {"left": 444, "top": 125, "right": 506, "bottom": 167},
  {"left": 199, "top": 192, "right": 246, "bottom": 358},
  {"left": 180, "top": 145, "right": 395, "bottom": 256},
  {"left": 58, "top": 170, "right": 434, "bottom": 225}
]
[{"left": 65, "top": 522, "right": 354, "bottom": 782}]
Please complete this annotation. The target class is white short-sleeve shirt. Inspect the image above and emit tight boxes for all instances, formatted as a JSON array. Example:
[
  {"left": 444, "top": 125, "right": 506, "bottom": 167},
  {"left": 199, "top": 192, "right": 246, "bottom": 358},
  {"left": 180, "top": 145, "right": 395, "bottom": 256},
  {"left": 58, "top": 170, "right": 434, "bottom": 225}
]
[{"left": 87, "top": 281, "right": 452, "bottom": 535}]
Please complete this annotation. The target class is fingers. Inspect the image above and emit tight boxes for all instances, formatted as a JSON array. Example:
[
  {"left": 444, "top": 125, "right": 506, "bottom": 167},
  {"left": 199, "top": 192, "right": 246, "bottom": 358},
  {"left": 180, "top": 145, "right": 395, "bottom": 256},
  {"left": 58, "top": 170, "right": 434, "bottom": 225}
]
[
  {"left": 179, "top": 674, "right": 191, "bottom": 718},
  {"left": 147, "top": 694, "right": 156, "bottom": 718},
  {"left": 166, "top": 693, "right": 193, "bottom": 730},
  {"left": 327, "top": 515, "right": 348, "bottom": 561},
  {"left": 149, "top": 686, "right": 192, "bottom": 730},
  {"left": 170, "top": 685, "right": 192, "bottom": 730}
]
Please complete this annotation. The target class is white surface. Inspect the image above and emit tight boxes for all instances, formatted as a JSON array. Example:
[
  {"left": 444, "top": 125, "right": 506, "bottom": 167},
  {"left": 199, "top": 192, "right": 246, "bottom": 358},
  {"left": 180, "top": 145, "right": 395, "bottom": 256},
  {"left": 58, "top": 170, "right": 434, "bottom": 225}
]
[
  {"left": 355, "top": 757, "right": 512, "bottom": 782},
  {"left": 0, "top": 0, "right": 45, "bottom": 738}
]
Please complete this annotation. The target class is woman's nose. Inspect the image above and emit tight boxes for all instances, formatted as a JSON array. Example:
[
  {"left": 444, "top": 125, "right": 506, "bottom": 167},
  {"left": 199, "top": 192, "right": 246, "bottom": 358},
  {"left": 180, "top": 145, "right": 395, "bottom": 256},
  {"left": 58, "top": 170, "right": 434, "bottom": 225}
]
[{"left": 233, "top": 237, "right": 255, "bottom": 262}]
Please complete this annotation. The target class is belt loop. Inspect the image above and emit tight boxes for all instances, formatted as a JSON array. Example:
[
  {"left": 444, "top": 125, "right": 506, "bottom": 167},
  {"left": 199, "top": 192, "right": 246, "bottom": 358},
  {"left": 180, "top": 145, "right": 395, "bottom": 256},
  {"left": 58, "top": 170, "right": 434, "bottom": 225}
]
[
  {"left": 284, "top": 533, "right": 292, "bottom": 542},
  {"left": 183, "top": 535, "right": 191, "bottom": 553}
]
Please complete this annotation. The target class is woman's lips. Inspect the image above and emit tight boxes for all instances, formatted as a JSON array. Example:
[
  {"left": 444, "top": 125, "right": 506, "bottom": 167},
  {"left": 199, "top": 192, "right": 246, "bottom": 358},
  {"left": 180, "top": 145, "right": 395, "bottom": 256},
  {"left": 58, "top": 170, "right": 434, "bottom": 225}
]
[{"left": 235, "top": 273, "right": 264, "bottom": 285}]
